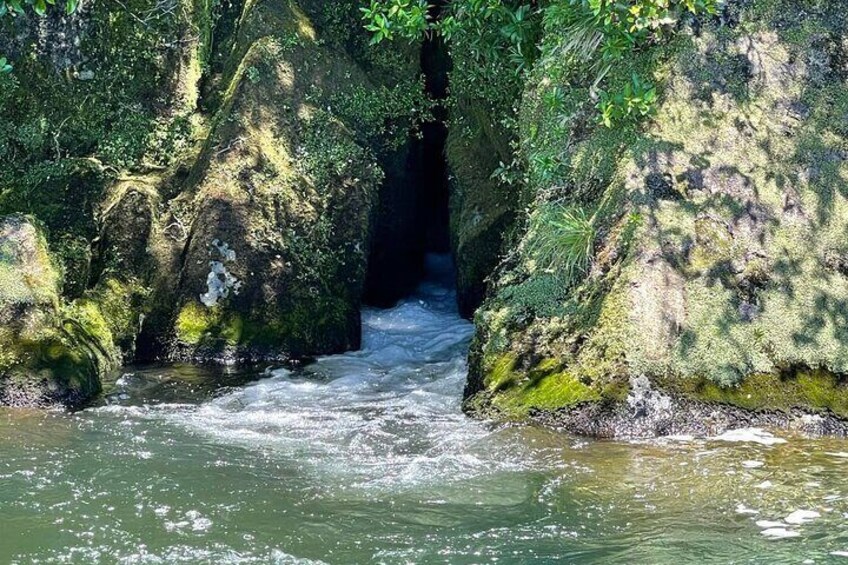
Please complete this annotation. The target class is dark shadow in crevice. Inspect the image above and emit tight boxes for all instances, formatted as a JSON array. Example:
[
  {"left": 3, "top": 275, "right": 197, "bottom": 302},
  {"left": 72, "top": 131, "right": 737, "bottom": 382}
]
[{"left": 363, "top": 11, "right": 453, "bottom": 307}]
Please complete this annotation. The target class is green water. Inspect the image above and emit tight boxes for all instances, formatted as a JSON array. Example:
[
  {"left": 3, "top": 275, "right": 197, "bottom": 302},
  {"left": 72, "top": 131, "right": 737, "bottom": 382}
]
[{"left": 2, "top": 261, "right": 848, "bottom": 563}]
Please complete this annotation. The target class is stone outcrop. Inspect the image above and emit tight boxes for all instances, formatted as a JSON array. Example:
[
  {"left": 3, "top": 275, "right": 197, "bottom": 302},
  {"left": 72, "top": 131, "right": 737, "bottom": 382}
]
[
  {"left": 0, "top": 0, "right": 426, "bottom": 404},
  {"left": 0, "top": 216, "right": 116, "bottom": 406},
  {"left": 465, "top": 0, "right": 848, "bottom": 435}
]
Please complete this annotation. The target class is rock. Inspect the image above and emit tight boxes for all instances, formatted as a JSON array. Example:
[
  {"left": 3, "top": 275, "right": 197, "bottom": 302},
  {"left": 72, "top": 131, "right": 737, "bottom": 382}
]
[
  {"left": 0, "top": 0, "right": 426, "bottom": 380},
  {"left": 466, "top": 0, "right": 848, "bottom": 434},
  {"left": 155, "top": 0, "right": 388, "bottom": 362},
  {"left": 446, "top": 99, "right": 517, "bottom": 319},
  {"left": 0, "top": 216, "right": 113, "bottom": 407}
]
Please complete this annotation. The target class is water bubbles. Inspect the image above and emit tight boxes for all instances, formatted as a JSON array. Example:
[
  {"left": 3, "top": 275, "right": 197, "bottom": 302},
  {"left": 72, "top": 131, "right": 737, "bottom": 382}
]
[
  {"left": 713, "top": 428, "right": 787, "bottom": 446},
  {"left": 163, "top": 510, "right": 213, "bottom": 534}
]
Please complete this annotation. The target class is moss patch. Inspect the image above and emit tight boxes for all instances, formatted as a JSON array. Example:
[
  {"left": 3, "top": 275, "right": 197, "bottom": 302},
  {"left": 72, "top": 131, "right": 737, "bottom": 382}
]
[
  {"left": 175, "top": 302, "right": 244, "bottom": 347},
  {"left": 481, "top": 354, "right": 601, "bottom": 418},
  {"left": 671, "top": 371, "right": 848, "bottom": 419}
]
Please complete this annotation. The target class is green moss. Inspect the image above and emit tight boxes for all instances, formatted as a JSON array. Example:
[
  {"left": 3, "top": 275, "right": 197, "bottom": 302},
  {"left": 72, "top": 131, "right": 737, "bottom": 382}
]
[
  {"left": 63, "top": 300, "right": 118, "bottom": 359},
  {"left": 481, "top": 354, "right": 601, "bottom": 418},
  {"left": 484, "top": 353, "right": 519, "bottom": 391},
  {"left": 175, "top": 302, "right": 243, "bottom": 347},
  {"left": 671, "top": 371, "right": 848, "bottom": 419},
  {"left": 503, "top": 371, "right": 601, "bottom": 411}
]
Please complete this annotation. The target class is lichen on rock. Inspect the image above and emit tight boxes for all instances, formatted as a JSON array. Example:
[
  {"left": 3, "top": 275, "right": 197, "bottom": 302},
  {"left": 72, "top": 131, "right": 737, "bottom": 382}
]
[{"left": 465, "top": 0, "right": 848, "bottom": 436}]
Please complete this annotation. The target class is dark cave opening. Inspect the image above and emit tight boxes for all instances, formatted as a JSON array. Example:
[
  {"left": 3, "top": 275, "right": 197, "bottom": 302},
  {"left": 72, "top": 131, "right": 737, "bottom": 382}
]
[{"left": 362, "top": 22, "right": 453, "bottom": 308}]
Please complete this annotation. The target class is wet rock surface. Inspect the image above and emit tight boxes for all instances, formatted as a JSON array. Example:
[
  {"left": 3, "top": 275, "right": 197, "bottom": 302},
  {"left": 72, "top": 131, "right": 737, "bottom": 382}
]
[{"left": 530, "top": 393, "right": 848, "bottom": 440}]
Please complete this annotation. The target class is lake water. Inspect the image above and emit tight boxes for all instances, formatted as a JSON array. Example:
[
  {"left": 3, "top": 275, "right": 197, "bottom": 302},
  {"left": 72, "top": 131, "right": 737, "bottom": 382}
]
[{"left": 2, "top": 256, "right": 848, "bottom": 563}]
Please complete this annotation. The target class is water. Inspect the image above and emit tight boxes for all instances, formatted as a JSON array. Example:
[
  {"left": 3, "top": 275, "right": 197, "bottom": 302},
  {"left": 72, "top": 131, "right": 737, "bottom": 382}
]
[{"left": 3, "top": 256, "right": 848, "bottom": 563}]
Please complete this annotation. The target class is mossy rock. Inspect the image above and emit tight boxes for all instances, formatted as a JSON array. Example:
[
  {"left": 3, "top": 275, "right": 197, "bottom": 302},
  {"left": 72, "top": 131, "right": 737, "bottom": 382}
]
[
  {"left": 0, "top": 216, "right": 117, "bottom": 406},
  {"left": 444, "top": 45, "right": 520, "bottom": 319},
  {"left": 153, "top": 0, "right": 388, "bottom": 361},
  {"left": 468, "top": 0, "right": 848, "bottom": 425},
  {"left": 0, "top": 0, "right": 427, "bottom": 374}
]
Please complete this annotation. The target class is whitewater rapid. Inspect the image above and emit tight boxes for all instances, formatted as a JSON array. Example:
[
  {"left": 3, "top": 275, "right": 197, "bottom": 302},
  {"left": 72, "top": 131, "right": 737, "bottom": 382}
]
[{"left": 103, "top": 255, "right": 529, "bottom": 491}]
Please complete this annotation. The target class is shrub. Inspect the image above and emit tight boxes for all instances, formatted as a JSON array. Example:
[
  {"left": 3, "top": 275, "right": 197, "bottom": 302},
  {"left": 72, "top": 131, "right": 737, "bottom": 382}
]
[{"left": 361, "top": 0, "right": 720, "bottom": 126}]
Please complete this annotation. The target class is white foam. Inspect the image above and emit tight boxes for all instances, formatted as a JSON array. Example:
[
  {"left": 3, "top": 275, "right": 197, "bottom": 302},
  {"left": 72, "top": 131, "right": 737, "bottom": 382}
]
[
  {"left": 712, "top": 428, "right": 787, "bottom": 446},
  {"left": 760, "top": 528, "right": 800, "bottom": 539},
  {"left": 140, "top": 259, "right": 527, "bottom": 491},
  {"left": 736, "top": 503, "right": 759, "bottom": 515},
  {"left": 785, "top": 510, "right": 820, "bottom": 525}
]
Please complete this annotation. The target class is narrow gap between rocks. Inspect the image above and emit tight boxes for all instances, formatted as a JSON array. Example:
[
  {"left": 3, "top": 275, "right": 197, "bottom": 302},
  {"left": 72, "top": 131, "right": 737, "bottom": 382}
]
[{"left": 362, "top": 4, "right": 453, "bottom": 308}]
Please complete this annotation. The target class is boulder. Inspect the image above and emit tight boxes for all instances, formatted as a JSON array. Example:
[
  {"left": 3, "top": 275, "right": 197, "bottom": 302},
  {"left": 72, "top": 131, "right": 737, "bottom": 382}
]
[
  {"left": 0, "top": 216, "right": 115, "bottom": 406},
  {"left": 466, "top": 0, "right": 848, "bottom": 434}
]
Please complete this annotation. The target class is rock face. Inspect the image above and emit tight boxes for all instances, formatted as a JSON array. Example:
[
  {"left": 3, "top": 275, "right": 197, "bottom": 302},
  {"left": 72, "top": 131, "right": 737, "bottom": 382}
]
[
  {"left": 0, "top": 0, "right": 426, "bottom": 405},
  {"left": 159, "top": 0, "right": 384, "bottom": 361},
  {"left": 446, "top": 104, "right": 516, "bottom": 319},
  {"left": 444, "top": 34, "right": 519, "bottom": 320},
  {"left": 465, "top": 0, "right": 848, "bottom": 435},
  {"left": 0, "top": 217, "right": 116, "bottom": 406}
]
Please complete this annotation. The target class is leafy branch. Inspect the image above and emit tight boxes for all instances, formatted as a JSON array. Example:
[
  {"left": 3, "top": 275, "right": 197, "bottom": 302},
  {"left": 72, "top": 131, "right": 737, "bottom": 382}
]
[
  {"left": 0, "top": 0, "right": 78, "bottom": 17},
  {"left": 361, "top": 0, "right": 720, "bottom": 127}
]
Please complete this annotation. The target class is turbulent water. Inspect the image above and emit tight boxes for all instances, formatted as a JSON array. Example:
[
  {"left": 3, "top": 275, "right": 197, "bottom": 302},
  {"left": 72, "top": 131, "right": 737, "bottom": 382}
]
[{"left": 3, "top": 257, "right": 848, "bottom": 563}]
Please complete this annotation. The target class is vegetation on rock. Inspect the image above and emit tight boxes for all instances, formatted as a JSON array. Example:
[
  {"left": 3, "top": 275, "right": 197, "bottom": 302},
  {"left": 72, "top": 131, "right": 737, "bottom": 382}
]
[
  {"left": 460, "top": 0, "right": 848, "bottom": 426},
  {"left": 0, "top": 0, "right": 432, "bottom": 405}
]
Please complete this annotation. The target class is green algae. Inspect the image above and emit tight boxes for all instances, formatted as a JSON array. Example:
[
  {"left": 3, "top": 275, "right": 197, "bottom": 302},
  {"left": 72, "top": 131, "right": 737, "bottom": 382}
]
[{"left": 673, "top": 371, "right": 848, "bottom": 419}]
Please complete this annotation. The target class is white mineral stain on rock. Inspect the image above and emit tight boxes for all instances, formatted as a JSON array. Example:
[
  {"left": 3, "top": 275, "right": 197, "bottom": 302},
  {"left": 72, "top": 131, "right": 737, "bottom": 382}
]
[{"left": 199, "top": 239, "right": 242, "bottom": 307}]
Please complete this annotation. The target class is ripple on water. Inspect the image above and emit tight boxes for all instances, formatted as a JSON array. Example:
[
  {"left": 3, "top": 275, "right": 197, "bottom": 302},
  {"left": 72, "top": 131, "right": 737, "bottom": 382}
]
[{"left": 5, "top": 257, "right": 848, "bottom": 562}]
